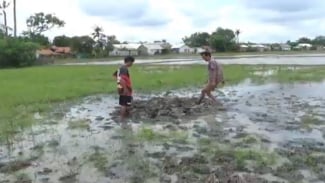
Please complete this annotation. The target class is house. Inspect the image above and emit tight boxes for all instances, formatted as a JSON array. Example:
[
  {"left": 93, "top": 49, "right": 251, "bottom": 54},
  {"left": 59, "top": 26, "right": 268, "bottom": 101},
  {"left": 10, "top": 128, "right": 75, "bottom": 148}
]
[
  {"left": 280, "top": 44, "right": 291, "bottom": 51},
  {"left": 294, "top": 43, "right": 312, "bottom": 50},
  {"left": 51, "top": 46, "right": 72, "bottom": 54},
  {"left": 172, "top": 44, "right": 195, "bottom": 54},
  {"left": 239, "top": 44, "right": 248, "bottom": 52},
  {"left": 195, "top": 47, "right": 205, "bottom": 54},
  {"left": 49, "top": 46, "right": 73, "bottom": 58},
  {"left": 138, "top": 44, "right": 163, "bottom": 56},
  {"left": 109, "top": 43, "right": 140, "bottom": 56},
  {"left": 316, "top": 45, "right": 325, "bottom": 51},
  {"left": 250, "top": 44, "right": 266, "bottom": 52},
  {"left": 35, "top": 49, "right": 57, "bottom": 64}
]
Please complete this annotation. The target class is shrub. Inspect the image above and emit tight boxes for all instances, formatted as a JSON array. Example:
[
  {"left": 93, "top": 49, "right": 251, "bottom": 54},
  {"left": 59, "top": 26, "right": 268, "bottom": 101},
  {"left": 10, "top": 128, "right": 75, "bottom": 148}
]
[{"left": 0, "top": 38, "right": 39, "bottom": 68}]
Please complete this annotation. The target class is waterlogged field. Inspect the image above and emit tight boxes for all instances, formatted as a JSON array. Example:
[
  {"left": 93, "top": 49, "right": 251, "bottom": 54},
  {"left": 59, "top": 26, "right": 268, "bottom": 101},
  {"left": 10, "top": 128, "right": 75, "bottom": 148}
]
[{"left": 0, "top": 64, "right": 325, "bottom": 183}]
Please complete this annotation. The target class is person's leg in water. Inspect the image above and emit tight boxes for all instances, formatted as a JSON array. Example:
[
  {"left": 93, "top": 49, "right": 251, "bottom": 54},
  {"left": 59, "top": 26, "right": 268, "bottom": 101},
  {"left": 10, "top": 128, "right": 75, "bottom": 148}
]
[
  {"left": 197, "top": 88, "right": 207, "bottom": 104},
  {"left": 206, "top": 90, "right": 218, "bottom": 104},
  {"left": 120, "top": 105, "right": 127, "bottom": 123},
  {"left": 197, "top": 84, "right": 217, "bottom": 104}
]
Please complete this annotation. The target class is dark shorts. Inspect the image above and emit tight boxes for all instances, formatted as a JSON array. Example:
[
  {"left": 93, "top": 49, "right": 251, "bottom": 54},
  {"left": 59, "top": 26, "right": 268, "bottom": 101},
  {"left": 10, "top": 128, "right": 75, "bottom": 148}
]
[{"left": 119, "top": 96, "right": 132, "bottom": 106}]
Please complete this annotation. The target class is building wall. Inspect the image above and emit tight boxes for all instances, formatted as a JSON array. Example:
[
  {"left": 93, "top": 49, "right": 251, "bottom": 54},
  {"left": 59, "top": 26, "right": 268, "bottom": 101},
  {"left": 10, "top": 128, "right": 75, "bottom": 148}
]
[
  {"left": 109, "top": 49, "right": 138, "bottom": 56},
  {"left": 138, "top": 46, "right": 149, "bottom": 56}
]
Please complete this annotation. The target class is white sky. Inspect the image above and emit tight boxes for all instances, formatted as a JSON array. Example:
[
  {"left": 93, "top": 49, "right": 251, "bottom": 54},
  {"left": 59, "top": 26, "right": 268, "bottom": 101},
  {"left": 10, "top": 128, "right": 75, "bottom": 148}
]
[{"left": 3, "top": 0, "right": 325, "bottom": 44}]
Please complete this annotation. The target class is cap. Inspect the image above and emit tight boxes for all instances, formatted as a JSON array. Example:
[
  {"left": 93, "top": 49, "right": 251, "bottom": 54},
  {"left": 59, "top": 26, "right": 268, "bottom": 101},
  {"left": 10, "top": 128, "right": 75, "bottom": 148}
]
[{"left": 199, "top": 49, "right": 211, "bottom": 55}]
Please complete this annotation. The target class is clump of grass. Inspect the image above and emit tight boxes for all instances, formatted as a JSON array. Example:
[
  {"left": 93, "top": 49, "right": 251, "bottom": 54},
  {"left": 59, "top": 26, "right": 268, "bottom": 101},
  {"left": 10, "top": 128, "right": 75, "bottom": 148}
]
[
  {"left": 68, "top": 119, "right": 90, "bottom": 130},
  {"left": 88, "top": 151, "right": 108, "bottom": 173},
  {"left": 136, "top": 127, "right": 188, "bottom": 143},
  {"left": 15, "top": 172, "right": 31, "bottom": 183},
  {"left": 301, "top": 115, "right": 323, "bottom": 129},
  {"left": 242, "top": 135, "right": 259, "bottom": 144},
  {"left": 234, "top": 149, "right": 277, "bottom": 170}
]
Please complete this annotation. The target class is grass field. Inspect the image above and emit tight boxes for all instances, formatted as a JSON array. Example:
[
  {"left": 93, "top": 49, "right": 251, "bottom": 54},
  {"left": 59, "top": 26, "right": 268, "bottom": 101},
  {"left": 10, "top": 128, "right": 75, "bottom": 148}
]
[{"left": 1, "top": 64, "right": 325, "bottom": 140}]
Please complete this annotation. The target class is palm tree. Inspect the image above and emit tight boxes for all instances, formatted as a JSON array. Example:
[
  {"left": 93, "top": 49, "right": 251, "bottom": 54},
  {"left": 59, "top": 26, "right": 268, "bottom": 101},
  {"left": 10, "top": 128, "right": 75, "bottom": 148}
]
[
  {"left": 0, "top": 0, "right": 10, "bottom": 36},
  {"left": 13, "top": 0, "right": 16, "bottom": 37},
  {"left": 235, "top": 29, "right": 241, "bottom": 44}
]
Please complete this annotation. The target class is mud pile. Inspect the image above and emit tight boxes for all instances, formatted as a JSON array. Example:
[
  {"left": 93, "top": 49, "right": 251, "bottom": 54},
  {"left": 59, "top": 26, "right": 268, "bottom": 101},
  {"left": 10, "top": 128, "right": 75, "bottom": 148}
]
[{"left": 110, "top": 97, "right": 225, "bottom": 122}]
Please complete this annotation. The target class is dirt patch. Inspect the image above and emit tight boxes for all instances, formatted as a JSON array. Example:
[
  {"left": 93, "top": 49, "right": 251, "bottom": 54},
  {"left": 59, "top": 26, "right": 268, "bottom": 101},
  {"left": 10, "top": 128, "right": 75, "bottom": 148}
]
[
  {"left": 110, "top": 97, "right": 225, "bottom": 123},
  {"left": 0, "top": 160, "right": 31, "bottom": 173}
]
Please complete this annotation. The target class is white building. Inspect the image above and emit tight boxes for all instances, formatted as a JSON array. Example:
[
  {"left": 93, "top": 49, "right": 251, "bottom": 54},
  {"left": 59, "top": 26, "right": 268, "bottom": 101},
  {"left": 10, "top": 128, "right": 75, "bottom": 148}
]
[
  {"left": 109, "top": 43, "right": 141, "bottom": 56},
  {"left": 138, "top": 44, "right": 163, "bottom": 55},
  {"left": 172, "top": 44, "right": 195, "bottom": 54}
]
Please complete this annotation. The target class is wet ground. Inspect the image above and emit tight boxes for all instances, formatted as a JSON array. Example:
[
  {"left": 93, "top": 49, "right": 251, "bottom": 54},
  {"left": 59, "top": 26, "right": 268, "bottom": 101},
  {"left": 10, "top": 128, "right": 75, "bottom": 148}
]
[
  {"left": 63, "top": 54, "right": 325, "bottom": 66},
  {"left": 1, "top": 80, "right": 325, "bottom": 183}
]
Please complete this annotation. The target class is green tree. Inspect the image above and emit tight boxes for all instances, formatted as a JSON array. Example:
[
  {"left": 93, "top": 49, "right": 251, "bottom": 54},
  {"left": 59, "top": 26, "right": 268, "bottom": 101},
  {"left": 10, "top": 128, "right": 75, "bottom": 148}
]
[
  {"left": 92, "top": 26, "right": 106, "bottom": 57},
  {"left": 235, "top": 29, "right": 241, "bottom": 44},
  {"left": 297, "top": 37, "right": 312, "bottom": 44},
  {"left": 182, "top": 32, "right": 210, "bottom": 47},
  {"left": 312, "top": 36, "right": 325, "bottom": 46},
  {"left": 21, "top": 32, "right": 50, "bottom": 46},
  {"left": 71, "top": 36, "right": 95, "bottom": 57},
  {"left": 26, "top": 12, "right": 65, "bottom": 35},
  {"left": 0, "top": 0, "right": 10, "bottom": 36},
  {"left": 53, "top": 35, "right": 71, "bottom": 47},
  {"left": 0, "top": 38, "right": 39, "bottom": 68},
  {"left": 105, "top": 35, "right": 119, "bottom": 56},
  {"left": 209, "top": 27, "right": 236, "bottom": 52}
]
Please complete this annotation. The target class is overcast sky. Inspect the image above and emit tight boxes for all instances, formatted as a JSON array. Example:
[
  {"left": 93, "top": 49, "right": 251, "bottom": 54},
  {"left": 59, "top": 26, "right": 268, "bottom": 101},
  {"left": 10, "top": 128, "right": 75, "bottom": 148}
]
[{"left": 3, "top": 0, "right": 325, "bottom": 44}]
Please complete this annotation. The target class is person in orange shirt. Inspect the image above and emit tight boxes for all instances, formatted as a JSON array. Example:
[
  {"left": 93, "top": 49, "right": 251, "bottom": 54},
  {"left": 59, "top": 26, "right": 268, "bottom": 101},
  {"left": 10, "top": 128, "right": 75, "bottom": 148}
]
[{"left": 113, "top": 56, "right": 135, "bottom": 122}]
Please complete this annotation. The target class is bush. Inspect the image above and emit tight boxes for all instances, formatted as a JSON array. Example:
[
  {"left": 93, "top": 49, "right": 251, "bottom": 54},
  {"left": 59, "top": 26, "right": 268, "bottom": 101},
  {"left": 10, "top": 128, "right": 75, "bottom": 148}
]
[{"left": 0, "top": 38, "right": 39, "bottom": 68}]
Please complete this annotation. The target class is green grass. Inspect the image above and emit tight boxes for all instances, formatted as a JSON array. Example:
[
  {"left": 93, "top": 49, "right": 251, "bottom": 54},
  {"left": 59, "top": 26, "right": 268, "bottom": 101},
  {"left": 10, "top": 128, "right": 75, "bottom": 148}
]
[
  {"left": 136, "top": 127, "right": 188, "bottom": 143},
  {"left": 1, "top": 64, "right": 325, "bottom": 140}
]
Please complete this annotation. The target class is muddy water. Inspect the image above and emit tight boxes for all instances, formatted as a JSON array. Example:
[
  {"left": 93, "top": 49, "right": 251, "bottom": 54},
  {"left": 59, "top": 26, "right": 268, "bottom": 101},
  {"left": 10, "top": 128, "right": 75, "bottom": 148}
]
[{"left": 1, "top": 81, "right": 325, "bottom": 183}]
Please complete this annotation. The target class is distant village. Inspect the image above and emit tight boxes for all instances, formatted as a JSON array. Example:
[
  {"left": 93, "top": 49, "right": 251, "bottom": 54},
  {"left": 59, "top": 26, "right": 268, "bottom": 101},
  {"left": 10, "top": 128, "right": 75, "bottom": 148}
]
[{"left": 36, "top": 41, "right": 325, "bottom": 59}]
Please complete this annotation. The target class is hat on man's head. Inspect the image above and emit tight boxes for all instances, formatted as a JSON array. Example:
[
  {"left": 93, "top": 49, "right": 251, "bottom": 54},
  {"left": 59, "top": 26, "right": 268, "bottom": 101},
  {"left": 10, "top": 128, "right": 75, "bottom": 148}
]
[{"left": 199, "top": 49, "right": 211, "bottom": 55}]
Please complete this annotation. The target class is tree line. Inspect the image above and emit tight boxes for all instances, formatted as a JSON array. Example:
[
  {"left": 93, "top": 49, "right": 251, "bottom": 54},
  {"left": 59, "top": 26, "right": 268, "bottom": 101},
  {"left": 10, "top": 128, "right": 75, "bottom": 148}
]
[
  {"left": 183, "top": 28, "right": 325, "bottom": 52},
  {"left": 0, "top": 0, "right": 121, "bottom": 68}
]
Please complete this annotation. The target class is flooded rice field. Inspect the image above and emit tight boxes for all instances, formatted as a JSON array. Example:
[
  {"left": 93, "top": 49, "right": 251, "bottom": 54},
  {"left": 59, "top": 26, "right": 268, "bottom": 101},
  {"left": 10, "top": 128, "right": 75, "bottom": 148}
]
[
  {"left": 64, "top": 54, "right": 325, "bottom": 66},
  {"left": 1, "top": 80, "right": 325, "bottom": 182}
]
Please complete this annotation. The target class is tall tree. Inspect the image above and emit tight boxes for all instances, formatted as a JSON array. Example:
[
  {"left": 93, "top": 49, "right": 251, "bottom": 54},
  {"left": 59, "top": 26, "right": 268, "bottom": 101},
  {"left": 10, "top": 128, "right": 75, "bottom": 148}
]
[
  {"left": 209, "top": 27, "right": 236, "bottom": 52},
  {"left": 26, "top": 12, "right": 65, "bottom": 35},
  {"left": 13, "top": 0, "right": 16, "bottom": 37},
  {"left": 182, "top": 32, "right": 210, "bottom": 47},
  {"left": 297, "top": 37, "right": 312, "bottom": 44},
  {"left": 313, "top": 36, "right": 325, "bottom": 46},
  {"left": 235, "top": 29, "right": 241, "bottom": 44},
  {"left": 53, "top": 35, "right": 71, "bottom": 47},
  {"left": 92, "top": 26, "right": 106, "bottom": 57},
  {"left": 0, "top": 0, "right": 10, "bottom": 36},
  {"left": 71, "top": 35, "right": 95, "bottom": 56}
]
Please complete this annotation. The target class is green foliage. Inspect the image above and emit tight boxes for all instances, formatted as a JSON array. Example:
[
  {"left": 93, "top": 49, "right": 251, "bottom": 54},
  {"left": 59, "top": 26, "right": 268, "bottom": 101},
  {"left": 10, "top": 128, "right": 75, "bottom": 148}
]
[
  {"left": 209, "top": 27, "right": 236, "bottom": 52},
  {"left": 182, "top": 32, "right": 210, "bottom": 47},
  {"left": 53, "top": 35, "right": 72, "bottom": 47},
  {"left": 71, "top": 36, "right": 95, "bottom": 56},
  {"left": 0, "top": 38, "right": 39, "bottom": 68},
  {"left": 26, "top": 12, "right": 65, "bottom": 34},
  {"left": 21, "top": 32, "right": 50, "bottom": 46}
]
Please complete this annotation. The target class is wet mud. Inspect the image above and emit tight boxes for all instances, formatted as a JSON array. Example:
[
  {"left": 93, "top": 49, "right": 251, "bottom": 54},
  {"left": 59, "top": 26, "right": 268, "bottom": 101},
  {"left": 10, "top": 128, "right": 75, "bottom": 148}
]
[
  {"left": 110, "top": 97, "right": 225, "bottom": 123},
  {"left": 1, "top": 80, "right": 325, "bottom": 183}
]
